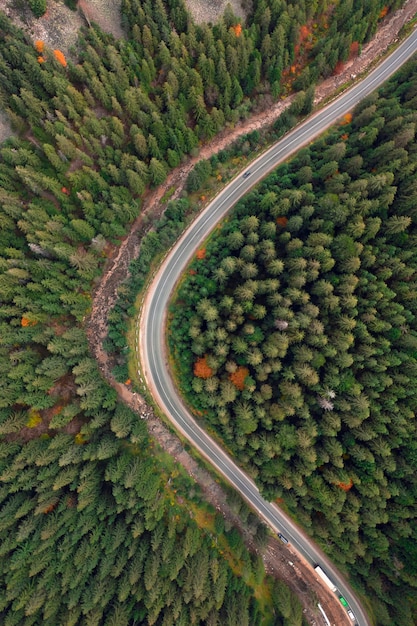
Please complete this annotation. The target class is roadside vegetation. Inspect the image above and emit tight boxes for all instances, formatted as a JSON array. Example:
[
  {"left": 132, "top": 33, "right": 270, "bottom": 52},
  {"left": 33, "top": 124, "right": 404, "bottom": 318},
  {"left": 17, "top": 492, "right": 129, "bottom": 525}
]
[
  {"left": 169, "top": 58, "right": 417, "bottom": 626},
  {"left": 0, "top": 0, "right": 411, "bottom": 624}
]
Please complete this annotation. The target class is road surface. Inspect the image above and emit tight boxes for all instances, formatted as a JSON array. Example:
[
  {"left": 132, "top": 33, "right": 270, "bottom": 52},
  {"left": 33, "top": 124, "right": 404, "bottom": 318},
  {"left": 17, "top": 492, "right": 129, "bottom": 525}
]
[{"left": 139, "top": 28, "right": 417, "bottom": 626}]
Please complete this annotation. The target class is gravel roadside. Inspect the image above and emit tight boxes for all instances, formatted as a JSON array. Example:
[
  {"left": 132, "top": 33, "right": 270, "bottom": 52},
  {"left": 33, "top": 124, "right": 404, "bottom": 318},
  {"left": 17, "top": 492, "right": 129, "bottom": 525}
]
[
  {"left": 86, "top": 3, "right": 417, "bottom": 623},
  {"left": 1, "top": 1, "right": 417, "bottom": 622}
]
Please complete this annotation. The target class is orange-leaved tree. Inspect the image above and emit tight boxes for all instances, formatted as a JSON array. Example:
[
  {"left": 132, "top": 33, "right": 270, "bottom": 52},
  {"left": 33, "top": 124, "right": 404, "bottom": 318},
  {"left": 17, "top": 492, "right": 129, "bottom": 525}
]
[
  {"left": 231, "top": 23, "right": 242, "bottom": 37},
  {"left": 194, "top": 355, "right": 213, "bottom": 379},
  {"left": 336, "top": 478, "right": 353, "bottom": 492},
  {"left": 21, "top": 316, "right": 37, "bottom": 327},
  {"left": 53, "top": 49, "right": 67, "bottom": 67},
  {"left": 229, "top": 366, "right": 249, "bottom": 390}
]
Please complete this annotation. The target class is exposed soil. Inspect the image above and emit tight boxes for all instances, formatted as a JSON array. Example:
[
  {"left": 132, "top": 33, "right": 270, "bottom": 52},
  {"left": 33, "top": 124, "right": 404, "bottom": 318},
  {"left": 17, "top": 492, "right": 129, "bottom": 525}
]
[
  {"left": 4, "top": 0, "right": 84, "bottom": 55},
  {"left": 0, "top": 110, "right": 13, "bottom": 144},
  {"left": 0, "top": 0, "right": 125, "bottom": 142},
  {"left": 77, "top": 0, "right": 125, "bottom": 40},
  {"left": 83, "top": 3, "right": 417, "bottom": 624},
  {"left": 88, "top": 0, "right": 417, "bottom": 396},
  {"left": 110, "top": 380, "right": 346, "bottom": 626},
  {"left": 185, "top": 0, "right": 246, "bottom": 24},
  {"left": 3, "top": 0, "right": 124, "bottom": 53},
  {"left": 2, "top": 1, "right": 417, "bottom": 623}
]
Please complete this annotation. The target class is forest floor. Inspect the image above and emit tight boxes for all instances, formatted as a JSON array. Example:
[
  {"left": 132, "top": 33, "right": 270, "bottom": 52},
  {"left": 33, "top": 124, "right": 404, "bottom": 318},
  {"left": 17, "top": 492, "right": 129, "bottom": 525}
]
[
  {"left": 0, "top": 110, "right": 13, "bottom": 144},
  {"left": 186, "top": 0, "right": 246, "bottom": 24},
  {"left": 84, "top": 2, "right": 417, "bottom": 625},
  {"left": 2, "top": 1, "right": 417, "bottom": 623},
  {"left": 2, "top": 0, "right": 123, "bottom": 56},
  {"left": 0, "top": 0, "right": 125, "bottom": 141}
]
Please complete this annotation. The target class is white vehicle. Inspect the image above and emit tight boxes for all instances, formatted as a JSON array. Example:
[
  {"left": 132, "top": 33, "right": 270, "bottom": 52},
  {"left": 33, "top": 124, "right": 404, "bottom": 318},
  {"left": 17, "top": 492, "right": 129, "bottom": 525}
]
[
  {"left": 314, "top": 565, "right": 337, "bottom": 593},
  {"left": 347, "top": 609, "right": 356, "bottom": 621}
]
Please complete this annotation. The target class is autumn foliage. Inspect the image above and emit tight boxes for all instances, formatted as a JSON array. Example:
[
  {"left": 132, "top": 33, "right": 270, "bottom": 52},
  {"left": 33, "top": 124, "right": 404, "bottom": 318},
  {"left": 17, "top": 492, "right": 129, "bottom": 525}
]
[
  {"left": 34, "top": 40, "right": 45, "bottom": 53},
  {"left": 21, "top": 316, "right": 37, "bottom": 327},
  {"left": 53, "top": 49, "right": 67, "bottom": 67},
  {"left": 341, "top": 113, "right": 353, "bottom": 125},
  {"left": 43, "top": 502, "right": 58, "bottom": 514},
  {"left": 194, "top": 355, "right": 213, "bottom": 379},
  {"left": 276, "top": 216, "right": 288, "bottom": 228},
  {"left": 229, "top": 367, "right": 249, "bottom": 391},
  {"left": 336, "top": 478, "right": 353, "bottom": 492},
  {"left": 26, "top": 410, "right": 42, "bottom": 428},
  {"left": 196, "top": 248, "right": 206, "bottom": 260},
  {"left": 298, "top": 24, "right": 310, "bottom": 43},
  {"left": 333, "top": 60, "right": 345, "bottom": 75},
  {"left": 379, "top": 6, "right": 389, "bottom": 18},
  {"left": 349, "top": 41, "right": 359, "bottom": 58},
  {"left": 37, "top": 56, "right": 45, "bottom": 64},
  {"left": 231, "top": 23, "right": 242, "bottom": 37}
]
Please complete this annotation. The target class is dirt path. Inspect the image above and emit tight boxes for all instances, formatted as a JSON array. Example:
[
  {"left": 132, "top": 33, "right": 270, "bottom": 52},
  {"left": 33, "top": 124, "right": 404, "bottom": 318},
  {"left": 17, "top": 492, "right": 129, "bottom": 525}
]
[
  {"left": 83, "top": 2, "right": 417, "bottom": 623},
  {"left": 109, "top": 377, "right": 346, "bottom": 626},
  {"left": 88, "top": 0, "right": 417, "bottom": 405}
]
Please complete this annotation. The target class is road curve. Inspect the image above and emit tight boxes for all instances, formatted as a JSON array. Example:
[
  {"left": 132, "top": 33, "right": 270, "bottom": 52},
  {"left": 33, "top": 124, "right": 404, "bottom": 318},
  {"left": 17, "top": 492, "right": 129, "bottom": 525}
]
[{"left": 139, "top": 30, "right": 417, "bottom": 626}]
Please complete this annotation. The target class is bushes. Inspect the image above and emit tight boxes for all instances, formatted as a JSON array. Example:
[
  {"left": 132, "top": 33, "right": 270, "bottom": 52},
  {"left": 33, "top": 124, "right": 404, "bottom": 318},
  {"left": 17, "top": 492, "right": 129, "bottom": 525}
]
[{"left": 28, "top": 0, "right": 47, "bottom": 17}]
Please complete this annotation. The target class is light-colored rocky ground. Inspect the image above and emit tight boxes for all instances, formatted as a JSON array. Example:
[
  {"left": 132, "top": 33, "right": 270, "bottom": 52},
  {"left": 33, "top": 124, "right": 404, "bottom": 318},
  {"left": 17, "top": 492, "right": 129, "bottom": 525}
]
[
  {"left": 0, "top": 2, "right": 416, "bottom": 622},
  {"left": 0, "top": 0, "right": 126, "bottom": 143},
  {"left": 0, "top": 0, "right": 241, "bottom": 143},
  {"left": 0, "top": 111, "right": 13, "bottom": 144},
  {"left": 3, "top": 0, "right": 124, "bottom": 52},
  {"left": 185, "top": 0, "right": 246, "bottom": 24},
  {"left": 3, "top": 0, "right": 84, "bottom": 55},
  {"left": 78, "top": 0, "right": 125, "bottom": 40}
]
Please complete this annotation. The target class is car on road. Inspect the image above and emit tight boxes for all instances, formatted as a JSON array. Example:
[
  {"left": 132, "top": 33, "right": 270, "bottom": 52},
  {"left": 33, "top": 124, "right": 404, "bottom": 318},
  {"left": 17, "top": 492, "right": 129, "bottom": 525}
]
[
  {"left": 278, "top": 533, "right": 289, "bottom": 544},
  {"left": 242, "top": 171, "right": 251, "bottom": 178},
  {"left": 347, "top": 609, "right": 356, "bottom": 621}
]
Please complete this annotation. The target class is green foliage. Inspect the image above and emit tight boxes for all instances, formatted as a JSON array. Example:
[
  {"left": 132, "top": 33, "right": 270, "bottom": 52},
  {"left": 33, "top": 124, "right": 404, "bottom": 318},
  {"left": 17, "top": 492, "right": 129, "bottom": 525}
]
[
  {"left": 169, "top": 57, "right": 417, "bottom": 626},
  {"left": 0, "top": 418, "right": 270, "bottom": 624},
  {"left": 0, "top": 11, "right": 288, "bottom": 625},
  {"left": 27, "top": 0, "right": 47, "bottom": 17},
  {"left": 186, "top": 159, "right": 213, "bottom": 192},
  {"left": 0, "top": 2, "right": 412, "bottom": 623}
]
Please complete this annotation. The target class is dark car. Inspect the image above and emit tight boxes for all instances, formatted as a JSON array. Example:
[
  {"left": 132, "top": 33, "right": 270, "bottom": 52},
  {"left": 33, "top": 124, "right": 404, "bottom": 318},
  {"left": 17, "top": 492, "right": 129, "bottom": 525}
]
[
  {"left": 278, "top": 533, "right": 289, "bottom": 544},
  {"left": 242, "top": 171, "right": 251, "bottom": 178}
]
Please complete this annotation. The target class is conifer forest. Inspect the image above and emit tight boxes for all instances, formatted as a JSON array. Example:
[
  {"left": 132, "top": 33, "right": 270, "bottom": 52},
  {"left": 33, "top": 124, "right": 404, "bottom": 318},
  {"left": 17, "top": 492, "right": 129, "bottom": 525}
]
[
  {"left": 0, "top": 0, "right": 416, "bottom": 625},
  {"left": 170, "top": 57, "right": 417, "bottom": 626}
]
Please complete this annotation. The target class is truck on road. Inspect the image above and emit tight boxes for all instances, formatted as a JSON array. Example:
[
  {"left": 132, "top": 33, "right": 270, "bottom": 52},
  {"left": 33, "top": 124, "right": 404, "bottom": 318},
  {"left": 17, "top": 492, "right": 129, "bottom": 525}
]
[{"left": 314, "top": 565, "right": 337, "bottom": 593}]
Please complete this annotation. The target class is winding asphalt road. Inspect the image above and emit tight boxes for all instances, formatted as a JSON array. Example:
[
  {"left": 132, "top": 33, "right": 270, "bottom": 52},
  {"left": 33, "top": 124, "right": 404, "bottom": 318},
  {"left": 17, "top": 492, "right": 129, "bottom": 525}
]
[{"left": 139, "top": 29, "right": 417, "bottom": 626}]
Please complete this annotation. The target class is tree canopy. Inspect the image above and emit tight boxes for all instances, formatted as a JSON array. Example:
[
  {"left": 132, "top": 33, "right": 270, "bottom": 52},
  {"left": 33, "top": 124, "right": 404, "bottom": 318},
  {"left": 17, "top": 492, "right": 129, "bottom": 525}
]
[
  {"left": 169, "top": 56, "right": 417, "bottom": 626},
  {"left": 0, "top": 1, "right": 412, "bottom": 623}
]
